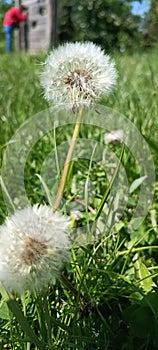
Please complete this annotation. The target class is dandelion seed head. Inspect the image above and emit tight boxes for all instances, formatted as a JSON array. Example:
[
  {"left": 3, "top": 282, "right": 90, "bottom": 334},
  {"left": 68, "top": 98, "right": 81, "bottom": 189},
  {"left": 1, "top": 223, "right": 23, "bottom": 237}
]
[
  {"left": 0, "top": 204, "right": 70, "bottom": 294},
  {"left": 40, "top": 42, "right": 117, "bottom": 110}
]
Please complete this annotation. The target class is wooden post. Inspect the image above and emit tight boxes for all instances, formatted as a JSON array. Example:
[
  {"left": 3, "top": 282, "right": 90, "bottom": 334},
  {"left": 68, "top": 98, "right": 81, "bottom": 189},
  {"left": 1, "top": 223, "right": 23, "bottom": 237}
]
[
  {"left": 15, "top": 0, "right": 28, "bottom": 52},
  {"left": 15, "top": 0, "right": 20, "bottom": 51},
  {"left": 19, "top": 21, "right": 28, "bottom": 51},
  {"left": 46, "top": 0, "right": 58, "bottom": 48}
]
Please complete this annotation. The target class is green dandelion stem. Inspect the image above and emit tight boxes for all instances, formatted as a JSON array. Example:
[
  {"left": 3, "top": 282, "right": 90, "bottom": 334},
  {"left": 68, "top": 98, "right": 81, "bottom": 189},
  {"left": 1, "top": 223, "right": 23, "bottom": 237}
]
[
  {"left": 53, "top": 106, "right": 83, "bottom": 212},
  {"left": 60, "top": 273, "right": 79, "bottom": 297}
]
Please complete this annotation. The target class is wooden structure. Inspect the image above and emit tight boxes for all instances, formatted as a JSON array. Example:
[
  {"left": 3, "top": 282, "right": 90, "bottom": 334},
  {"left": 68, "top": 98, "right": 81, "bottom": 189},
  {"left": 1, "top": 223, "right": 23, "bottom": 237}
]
[{"left": 15, "top": 0, "right": 58, "bottom": 54}]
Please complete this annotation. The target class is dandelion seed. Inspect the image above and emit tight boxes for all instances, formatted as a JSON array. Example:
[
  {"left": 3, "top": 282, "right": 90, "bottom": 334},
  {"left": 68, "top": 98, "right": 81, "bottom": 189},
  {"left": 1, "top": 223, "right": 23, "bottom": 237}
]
[
  {"left": 40, "top": 41, "right": 117, "bottom": 110},
  {"left": 0, "top": 204, "right": 70, "bottom": 294}
]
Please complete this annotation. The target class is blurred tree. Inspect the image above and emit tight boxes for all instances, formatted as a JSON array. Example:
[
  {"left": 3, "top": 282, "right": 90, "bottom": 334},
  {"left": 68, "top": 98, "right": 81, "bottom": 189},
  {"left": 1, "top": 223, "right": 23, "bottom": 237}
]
[
  {"left": 147, "top": 0, "right": 158, "bottom": 47},
  {"left": 58, "top": 0, "right": 141, "bottom": 51}
]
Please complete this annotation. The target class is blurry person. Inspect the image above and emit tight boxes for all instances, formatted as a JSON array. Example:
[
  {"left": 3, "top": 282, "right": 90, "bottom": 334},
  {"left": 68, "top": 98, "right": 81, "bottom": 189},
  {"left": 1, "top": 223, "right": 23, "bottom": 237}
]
[{"left": 3, "top": 4, "right": 28, "bottom": 52}]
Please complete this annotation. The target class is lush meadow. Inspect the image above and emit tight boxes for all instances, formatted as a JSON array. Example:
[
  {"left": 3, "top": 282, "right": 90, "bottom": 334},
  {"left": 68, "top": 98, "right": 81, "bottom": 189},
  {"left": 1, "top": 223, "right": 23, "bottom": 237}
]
[{"left": 0, "top": 48, "right": 158, "bottom": 350}]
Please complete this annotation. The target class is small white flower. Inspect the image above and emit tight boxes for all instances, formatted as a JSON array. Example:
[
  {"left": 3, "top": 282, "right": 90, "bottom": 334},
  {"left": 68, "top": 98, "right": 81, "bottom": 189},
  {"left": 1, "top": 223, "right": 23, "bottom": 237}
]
[
  {"left": 0, "top": 204, "right": 70, "bottom": 294},
  {"left": 104, "top": 130, "right": 124, "bottom": 144},
  {"left": 70, "top": 210, "right": 83, "bottom": 221},
  {"left": 40, "top": 41, "right": 117, "bottom": 111}
]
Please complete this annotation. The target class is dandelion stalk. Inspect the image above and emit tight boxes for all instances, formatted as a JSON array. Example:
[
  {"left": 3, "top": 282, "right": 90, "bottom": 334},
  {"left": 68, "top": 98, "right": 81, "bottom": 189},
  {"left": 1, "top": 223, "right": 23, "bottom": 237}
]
[
  {"left": 41, "top": 42, "right": 117, "bottom": 211},
  {"left": 53, "top": 105, "right": 83, "bottom": 212},
  {"left": 60, "top": 273, "right": 79, "bottom": 297}
]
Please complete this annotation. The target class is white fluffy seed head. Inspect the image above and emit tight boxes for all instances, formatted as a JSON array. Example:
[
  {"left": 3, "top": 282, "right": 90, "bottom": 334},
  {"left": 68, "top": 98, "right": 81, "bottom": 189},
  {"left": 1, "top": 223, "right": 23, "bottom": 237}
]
[
  {"left": 0, "top": 204, "right": 71, "bottom": 294},
  {"left": 40, "top": 41, "right": 117, "bottom": 111}
]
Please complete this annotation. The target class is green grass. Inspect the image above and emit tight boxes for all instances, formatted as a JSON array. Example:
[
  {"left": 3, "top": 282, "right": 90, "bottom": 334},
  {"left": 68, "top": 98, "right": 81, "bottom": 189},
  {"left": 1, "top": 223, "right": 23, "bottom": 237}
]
[{"left": 0, "top": 48, "right": 158, "bottom": 350}]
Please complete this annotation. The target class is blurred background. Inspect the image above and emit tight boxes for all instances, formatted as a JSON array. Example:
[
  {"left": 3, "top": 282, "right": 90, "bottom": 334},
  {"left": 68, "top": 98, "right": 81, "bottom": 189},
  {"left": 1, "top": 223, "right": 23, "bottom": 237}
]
[{"left": 0, "top": 0, "right": 157, "bottom": 54}]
